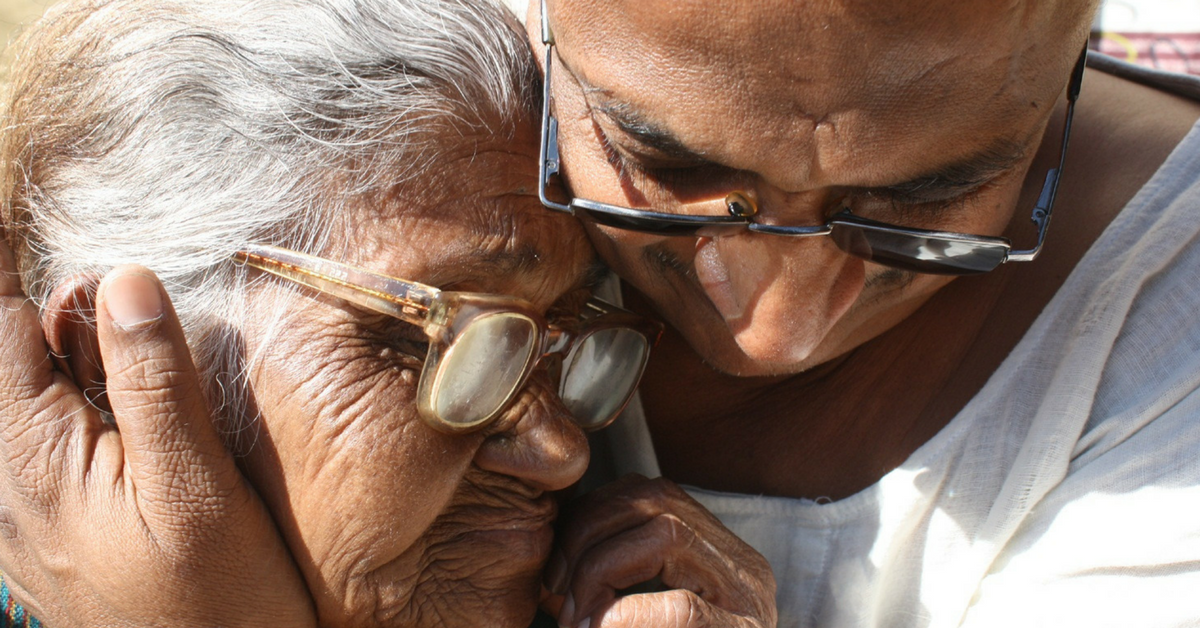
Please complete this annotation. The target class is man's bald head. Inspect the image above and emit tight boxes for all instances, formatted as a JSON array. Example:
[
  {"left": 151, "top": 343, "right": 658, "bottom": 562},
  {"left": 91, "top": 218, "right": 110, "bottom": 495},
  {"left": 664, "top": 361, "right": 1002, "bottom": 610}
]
[{"left": 545, "top": 0, "right": 1096, "bottom": 188}]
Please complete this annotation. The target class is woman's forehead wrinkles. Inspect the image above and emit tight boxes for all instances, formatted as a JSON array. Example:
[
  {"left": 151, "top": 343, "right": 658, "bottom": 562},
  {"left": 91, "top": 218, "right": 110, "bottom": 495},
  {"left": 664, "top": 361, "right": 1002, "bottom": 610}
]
[{"left": 418, "top": 207, "right": 590, "bottom": 298}]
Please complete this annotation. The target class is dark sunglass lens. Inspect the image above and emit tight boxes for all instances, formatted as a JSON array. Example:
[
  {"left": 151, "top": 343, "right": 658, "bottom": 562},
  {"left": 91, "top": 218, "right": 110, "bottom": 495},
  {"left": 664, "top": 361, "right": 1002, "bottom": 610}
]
[
  {"left": 579, "top": 207, "right": 705, "bottom": 235},
  {"left": 831, "top": 224, "right": 1008, "bottom": 275},
  {"left": 572, "top": 201, "right": 748, "bottom": 237}
]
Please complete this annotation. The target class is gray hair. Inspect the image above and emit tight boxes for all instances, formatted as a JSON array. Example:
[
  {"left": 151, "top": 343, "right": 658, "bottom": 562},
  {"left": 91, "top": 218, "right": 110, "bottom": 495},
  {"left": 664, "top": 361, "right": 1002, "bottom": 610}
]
[{"left": 1, "top": 0, "right": 539, "bottom": 439}]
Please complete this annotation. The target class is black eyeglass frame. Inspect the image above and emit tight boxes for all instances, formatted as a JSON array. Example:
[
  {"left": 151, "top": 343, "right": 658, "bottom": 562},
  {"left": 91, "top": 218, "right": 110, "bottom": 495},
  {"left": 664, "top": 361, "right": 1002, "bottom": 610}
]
[{"left": 537, "top": 0, "right": 1088, "bottom": 275}]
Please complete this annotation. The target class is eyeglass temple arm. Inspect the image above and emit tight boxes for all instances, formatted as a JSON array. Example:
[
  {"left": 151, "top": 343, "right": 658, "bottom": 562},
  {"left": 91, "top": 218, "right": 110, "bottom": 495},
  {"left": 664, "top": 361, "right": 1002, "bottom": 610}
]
[
  {"left": 1007, "top": 43, "right": 1087, "bottom": 263},
  {"left": 233, "top": 244, "right": 436, "bottom": 325},
  {"left": 538, "top": 41, "right": 572, "bottom": 214}
]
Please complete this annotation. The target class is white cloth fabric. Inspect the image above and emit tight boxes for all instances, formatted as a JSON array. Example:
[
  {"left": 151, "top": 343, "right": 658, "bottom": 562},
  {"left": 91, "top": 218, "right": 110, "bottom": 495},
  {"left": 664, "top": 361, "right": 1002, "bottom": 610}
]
[{"left": 592, "top": 58, "right": 1200, "bottom": 628}]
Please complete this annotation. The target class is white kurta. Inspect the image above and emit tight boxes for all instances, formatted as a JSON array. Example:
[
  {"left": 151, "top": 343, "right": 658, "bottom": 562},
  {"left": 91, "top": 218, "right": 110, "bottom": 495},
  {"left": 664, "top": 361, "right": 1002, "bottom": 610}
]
[{"left": 592, "top": 57, "right": 1200, "bottom": 628}]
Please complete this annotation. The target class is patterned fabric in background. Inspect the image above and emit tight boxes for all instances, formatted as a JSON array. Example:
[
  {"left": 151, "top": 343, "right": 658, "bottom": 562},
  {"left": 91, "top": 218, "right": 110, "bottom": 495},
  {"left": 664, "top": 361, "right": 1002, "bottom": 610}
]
[
  {"left": 1094, "top": 32, "right": 1200, "bottom": 75},
  {"left": 0, "top": 574, "right": 41, "bottom": 628}
]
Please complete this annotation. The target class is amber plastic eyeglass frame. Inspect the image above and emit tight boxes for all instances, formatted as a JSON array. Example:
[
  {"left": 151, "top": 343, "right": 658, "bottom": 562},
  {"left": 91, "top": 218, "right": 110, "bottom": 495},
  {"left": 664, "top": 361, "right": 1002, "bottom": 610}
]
[
  {"left": 538, "top": 0, "right": 1088, "bottom": 275},
  {"left": 233, "top": 244, "right": 663, "bottom": 433}
]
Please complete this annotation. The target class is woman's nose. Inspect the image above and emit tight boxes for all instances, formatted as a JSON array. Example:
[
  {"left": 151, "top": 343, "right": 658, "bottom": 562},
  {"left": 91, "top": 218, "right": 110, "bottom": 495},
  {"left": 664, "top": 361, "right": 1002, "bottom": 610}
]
[{"left": 473, "top": 374, "right": 589, "bottom": 491}]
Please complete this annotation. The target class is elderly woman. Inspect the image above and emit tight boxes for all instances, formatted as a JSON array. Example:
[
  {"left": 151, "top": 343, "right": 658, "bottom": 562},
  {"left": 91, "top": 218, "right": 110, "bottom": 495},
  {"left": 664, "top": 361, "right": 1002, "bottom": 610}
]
[{"left": 0, "top": 0, "right": 669, "bottom": 625}]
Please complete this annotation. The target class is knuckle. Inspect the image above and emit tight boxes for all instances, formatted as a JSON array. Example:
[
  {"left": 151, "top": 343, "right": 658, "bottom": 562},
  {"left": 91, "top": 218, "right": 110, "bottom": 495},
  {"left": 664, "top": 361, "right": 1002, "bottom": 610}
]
[
  {"left": 660, "top": 588, "right": 709, "bottom": 628},
  {"left": 645, "top": 476, "right": 684, "bottom": 497},
  {"left": 649, "top": 513, "right": 697, "bottom": 550},
  {"left": 617, "top": 476, "right": 689, "bottom": 513},
  {"left": 616, "top": 476, "right": 679, "bottom": 510}
]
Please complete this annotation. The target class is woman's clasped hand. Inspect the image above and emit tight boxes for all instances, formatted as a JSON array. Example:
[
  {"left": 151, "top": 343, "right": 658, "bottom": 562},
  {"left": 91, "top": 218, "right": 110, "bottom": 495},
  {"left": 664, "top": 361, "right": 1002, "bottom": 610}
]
[{"left": 546, "top": 475, "right": 777, "bottom": 628}]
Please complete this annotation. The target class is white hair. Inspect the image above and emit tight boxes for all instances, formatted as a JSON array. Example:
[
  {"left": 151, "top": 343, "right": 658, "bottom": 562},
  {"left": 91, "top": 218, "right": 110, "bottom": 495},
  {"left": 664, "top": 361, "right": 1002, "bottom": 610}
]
[{"left": 1, "top": 0, "right": 539, "bottom": 441}]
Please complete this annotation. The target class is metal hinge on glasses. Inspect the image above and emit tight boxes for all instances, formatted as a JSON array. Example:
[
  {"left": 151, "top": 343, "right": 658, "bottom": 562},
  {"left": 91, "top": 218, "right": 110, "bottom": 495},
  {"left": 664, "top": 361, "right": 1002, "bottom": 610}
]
[{"left": 544, "top": 117, "right": 562, "bottom": 179}]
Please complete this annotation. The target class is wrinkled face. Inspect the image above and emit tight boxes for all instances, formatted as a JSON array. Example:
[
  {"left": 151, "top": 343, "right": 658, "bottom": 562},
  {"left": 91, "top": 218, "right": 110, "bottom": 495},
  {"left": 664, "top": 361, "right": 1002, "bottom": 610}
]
[
  {"left": 535, "top": 0, "right": 1093, "bottom": 375},
  {"left": 237, "top": 122, "right": 595, "bottom": 628}
]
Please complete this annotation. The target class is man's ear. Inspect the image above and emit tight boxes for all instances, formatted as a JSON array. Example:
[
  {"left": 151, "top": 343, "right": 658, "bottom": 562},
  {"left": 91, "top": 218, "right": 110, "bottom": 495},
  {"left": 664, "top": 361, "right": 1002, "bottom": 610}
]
[{"left": 42, "top": 274, "right": 112, "bottom": 414}]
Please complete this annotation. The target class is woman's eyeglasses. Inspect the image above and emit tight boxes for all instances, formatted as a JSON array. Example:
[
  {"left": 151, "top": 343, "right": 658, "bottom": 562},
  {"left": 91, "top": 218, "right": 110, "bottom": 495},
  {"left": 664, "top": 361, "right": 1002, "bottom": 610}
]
[
  {"left": 234, "top": 244, "right": 662, "bottom": 433},
  {"left": 537, "top": 0, "right": 1087, "bottom": 275}
]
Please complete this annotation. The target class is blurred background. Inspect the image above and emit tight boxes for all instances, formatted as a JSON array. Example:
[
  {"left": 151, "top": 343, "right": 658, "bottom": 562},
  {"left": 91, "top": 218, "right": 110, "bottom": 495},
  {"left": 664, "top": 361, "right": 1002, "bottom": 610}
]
[{"left": 3, "top": 0, "right": 1200, "bottom": 78}]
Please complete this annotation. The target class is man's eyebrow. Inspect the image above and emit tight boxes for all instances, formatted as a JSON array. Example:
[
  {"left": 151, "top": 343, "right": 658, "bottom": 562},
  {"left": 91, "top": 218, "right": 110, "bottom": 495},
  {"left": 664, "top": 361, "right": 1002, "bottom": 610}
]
[
  {"left": 592, "top": 98, "right": 713, "bottom": 163},
  {"left": 574, "top": 64, "right": 1026, "bottom": 199},
  {"left": 855, "top": 137, "right": 1029, "bottom": 199},
  {"left": 593, "top": 96, "right": 1025, "bottom": 196}
]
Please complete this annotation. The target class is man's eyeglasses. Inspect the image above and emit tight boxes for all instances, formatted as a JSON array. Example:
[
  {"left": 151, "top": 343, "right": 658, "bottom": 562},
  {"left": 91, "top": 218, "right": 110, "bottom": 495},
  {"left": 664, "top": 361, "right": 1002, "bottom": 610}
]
[
  {"left": 537, "top": 0, "right": 1087, "bottom": 275},
  {"left": 234, "top": 244, "right": 662, "bottom": 433}
]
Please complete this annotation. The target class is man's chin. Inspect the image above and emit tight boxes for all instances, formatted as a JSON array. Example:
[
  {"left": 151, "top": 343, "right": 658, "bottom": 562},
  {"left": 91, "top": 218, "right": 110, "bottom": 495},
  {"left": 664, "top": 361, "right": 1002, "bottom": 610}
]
[{"left": 685, "top": 327, "right": 821, "bottom": 378}]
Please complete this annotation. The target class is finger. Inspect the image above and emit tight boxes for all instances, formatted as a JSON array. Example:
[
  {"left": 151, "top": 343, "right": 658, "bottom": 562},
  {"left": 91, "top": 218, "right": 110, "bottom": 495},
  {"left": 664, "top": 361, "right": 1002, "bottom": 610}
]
[
  {"left": 563, "top": 513, "right": 733, "bottom": 627},
  {"left": 548, "top": 475, "right": 689, "bottom": 593},
  {"left": 588, "top": 589, "right": 762, "bottom": 628},
  {"left": 0, "top": 238, "right": 98, "bottom": 500},
  {"left": 540, "top": 586, "right": 565, "bottom": 619},
  {"left": 94, "top": 266, "right": 241, "bottom": 519},
  {"left": 0, "top": 231, "right": 59, "bottom": 414}
]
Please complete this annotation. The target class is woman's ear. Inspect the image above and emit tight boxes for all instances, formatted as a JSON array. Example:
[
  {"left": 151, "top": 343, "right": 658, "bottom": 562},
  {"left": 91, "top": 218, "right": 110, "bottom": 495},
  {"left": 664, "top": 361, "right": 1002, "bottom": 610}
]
[{"left": 42, "top": 274, "right": 112, "bottom": 414}]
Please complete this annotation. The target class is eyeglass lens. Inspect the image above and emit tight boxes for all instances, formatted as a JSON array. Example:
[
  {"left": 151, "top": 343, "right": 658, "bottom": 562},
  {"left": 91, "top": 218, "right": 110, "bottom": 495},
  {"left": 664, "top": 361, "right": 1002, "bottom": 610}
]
[
  {"left": 559, "top": 328, "right": 652, "bottom": 429},
  {"left": 428, "top": 312, "right": 539, "bottom": 428},
  {"left": 574, "top": 203, "right": 745, "bottom": 237},
  {"left": 830, "top": 222, "right": 1011, "bottom": 275},
  {"left": 428, "top": 311, "right": 652, "bottom": 431}
]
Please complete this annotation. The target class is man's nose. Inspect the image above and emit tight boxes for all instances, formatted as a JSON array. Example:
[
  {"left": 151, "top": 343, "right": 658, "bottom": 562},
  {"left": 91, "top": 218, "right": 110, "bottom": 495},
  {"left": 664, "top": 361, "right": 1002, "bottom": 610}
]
[
  {"left": 473, "top": 374, "right": 589, "bottom": 491},
  {"left": 744, "top": 185, "right": 834, "bottom": 227}
]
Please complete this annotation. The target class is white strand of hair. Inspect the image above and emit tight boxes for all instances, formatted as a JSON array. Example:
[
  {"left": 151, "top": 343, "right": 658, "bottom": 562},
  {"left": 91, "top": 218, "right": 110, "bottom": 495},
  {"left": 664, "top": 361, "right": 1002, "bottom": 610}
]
[{"left": 2, "top": 0, "right": 539, "bottom": 449}]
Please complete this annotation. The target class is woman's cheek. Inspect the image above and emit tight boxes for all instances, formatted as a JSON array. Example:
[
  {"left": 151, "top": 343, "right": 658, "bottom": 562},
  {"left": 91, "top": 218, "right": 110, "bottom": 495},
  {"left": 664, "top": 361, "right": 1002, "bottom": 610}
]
[{"left": 242, "top": 327, "right": 480, "bottom": 614}]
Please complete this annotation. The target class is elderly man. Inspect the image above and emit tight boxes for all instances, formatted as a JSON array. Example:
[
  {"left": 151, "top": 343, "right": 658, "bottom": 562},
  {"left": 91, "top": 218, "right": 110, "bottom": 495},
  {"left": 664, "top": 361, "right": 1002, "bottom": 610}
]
[
  {"left": 532, "top": 0, "right": 1200, "bottom": 627},
  {"left": 4, "top": 0, "right": 1200, "bottom": 627}
]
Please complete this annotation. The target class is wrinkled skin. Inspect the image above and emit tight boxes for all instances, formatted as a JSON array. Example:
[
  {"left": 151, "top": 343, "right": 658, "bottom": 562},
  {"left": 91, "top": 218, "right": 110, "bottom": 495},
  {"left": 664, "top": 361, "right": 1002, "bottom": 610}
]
[
  {"left": 234, "top": 122, "right": 597, "bottom": 628},
  {"left": 0, "top": 118, "right": 601, "bottom": 628},
  {"left": 533, "top": 0, "right": 1095, "bottom": 377},
  {"left": 545, "top": 475, "right": 777, "bottom": 628},
  {"left": 520, "top": 0, "right": 1195, "bottom": 625},
  {"left": 0, "top": 259, "right": 318, "bottom": 627},
  {"left": 531, "top": 0, "right": 1200, "bottom": 502}
]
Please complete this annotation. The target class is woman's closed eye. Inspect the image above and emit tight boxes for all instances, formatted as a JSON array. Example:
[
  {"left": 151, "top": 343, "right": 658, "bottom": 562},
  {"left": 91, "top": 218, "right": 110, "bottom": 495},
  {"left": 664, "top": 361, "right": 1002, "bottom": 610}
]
[{"left": 357, "top": 314, "right": 429, "bottom": 366}]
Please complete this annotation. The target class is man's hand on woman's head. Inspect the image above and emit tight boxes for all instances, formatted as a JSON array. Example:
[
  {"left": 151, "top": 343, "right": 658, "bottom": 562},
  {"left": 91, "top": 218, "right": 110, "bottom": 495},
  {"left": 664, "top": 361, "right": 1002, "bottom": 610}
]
[
  {"left": 545, "top": 474, "right": 777, "bottom": 628},
  {"left": 0, "top": 235, "right": 316, "bottom": 627}
]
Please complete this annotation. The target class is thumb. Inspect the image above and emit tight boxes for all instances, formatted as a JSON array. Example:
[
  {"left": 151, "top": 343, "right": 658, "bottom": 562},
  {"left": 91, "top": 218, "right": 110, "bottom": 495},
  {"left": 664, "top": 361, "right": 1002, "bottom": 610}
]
[
  {"left": 593, "top": 590, "right": 762, "bottom": 628},
  {"left": 95, "top": 265, "right": 241, "bottom": 518}
]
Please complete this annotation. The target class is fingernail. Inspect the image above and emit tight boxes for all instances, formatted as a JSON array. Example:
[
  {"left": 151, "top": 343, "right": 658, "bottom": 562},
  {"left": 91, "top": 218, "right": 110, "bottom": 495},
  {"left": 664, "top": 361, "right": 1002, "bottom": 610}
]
[
  {"left": 557, "top": 593, "right": 575, "bottom": 628},
  {"left": 547, "top": 553, "right": 568, "bottom": 594},
  {"left": 105, "top": 272, "right": 163, "bottom": 329},
  {"left": 578, "top": 618, "right": 591, "bottom": 628}
]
